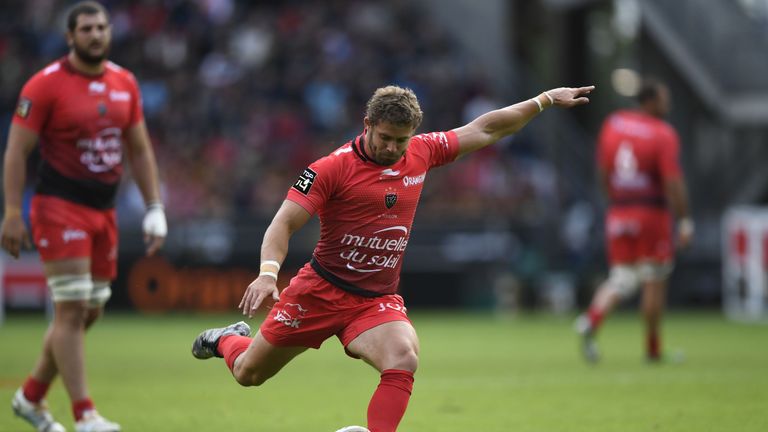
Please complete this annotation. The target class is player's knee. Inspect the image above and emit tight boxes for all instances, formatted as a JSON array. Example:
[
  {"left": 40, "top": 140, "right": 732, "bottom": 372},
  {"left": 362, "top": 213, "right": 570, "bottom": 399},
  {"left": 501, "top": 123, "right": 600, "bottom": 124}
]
[
  {"left": 607, "top": 265, "right": 640, "bottom": 299},
  {"left": 232, "top": 363, "right": 270, "bottom": 387},
  {"left": 84, "top": 307, "right": 103, "bottom": 329},
  {"left": 232, "top": 371, "right": 256, "bottom": 387},
  {"left": 53, "top": 302, "right": 90, "bottom": 329},
  {"left": 48, "top": 274, "right": 92, "bottom": 328},
  {"left": 389, "top": 344, "right": 419, "bottom": 372},
  {"left": 637, "top": 262, "right": 672, "bottom": 283}
]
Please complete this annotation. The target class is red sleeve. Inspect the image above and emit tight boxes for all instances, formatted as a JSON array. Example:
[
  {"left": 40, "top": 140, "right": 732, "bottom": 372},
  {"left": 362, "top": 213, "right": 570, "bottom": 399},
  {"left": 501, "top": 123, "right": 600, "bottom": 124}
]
[
  {"left": 414, "top": 130, "right": 460, "bottom": 168},
  {"left": 285, "top": 152, "right": 341, "bottom": 215},
  {"left": 658, "top": 126, "right": 682, "bottom": 180},
  {"left": 12, "top": 73, "right": 54, "bottom": 133},
  {"left": 126, "top": 72, "right": 144, "bottom": 126}
]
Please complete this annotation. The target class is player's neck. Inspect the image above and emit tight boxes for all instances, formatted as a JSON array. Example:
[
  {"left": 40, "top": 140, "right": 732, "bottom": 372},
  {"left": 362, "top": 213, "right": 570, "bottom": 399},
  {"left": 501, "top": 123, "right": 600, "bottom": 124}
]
[{"left": 67, "top": 52, "right": 106, "bottom": 76}]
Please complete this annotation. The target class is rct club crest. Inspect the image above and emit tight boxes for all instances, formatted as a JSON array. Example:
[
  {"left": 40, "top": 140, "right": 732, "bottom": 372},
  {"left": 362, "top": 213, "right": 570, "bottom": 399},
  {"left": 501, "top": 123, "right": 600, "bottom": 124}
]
[{"left": 385, "top": 192, "right": 397, "bottom": 209}]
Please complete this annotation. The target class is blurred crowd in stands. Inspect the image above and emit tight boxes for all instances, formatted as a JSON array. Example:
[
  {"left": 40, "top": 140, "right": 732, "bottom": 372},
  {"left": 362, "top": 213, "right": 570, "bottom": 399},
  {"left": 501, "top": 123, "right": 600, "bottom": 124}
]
[{"left": 0, "top": 0, "right": 562, "bottom": 229}]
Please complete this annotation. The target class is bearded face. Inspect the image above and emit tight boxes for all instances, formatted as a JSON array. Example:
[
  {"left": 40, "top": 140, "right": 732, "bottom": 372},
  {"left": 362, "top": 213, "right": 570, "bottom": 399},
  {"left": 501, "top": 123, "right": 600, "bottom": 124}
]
[{"left": 67, "top": 12, "right": 112, "bottom": 65}]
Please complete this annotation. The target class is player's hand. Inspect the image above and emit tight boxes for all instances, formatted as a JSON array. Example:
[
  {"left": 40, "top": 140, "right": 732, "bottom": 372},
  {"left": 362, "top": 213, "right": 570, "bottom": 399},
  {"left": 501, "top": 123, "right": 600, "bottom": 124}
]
[
  {"left": 676, "top": 218, "right": 694, "bottom": 250},
  {"left": 142, "top": 203, "right": 167, "bottom": 256},
  {"left": 239, "top": 276, "right": 280, "bottom": 319},
  {"left": 0, "top": 212, "right": 32, "bottom": 259},
  {"left": 546, "top": 86, "right": 595, "bottom": 108}
]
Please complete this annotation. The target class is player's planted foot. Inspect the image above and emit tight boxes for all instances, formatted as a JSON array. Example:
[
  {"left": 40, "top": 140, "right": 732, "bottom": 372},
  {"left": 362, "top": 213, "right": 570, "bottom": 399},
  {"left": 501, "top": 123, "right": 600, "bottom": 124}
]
[
  {"left": 191, "top": 321, "right": 251, "bottom": 359},
  {"left": 74, "top": 410, "right": 120, "bottom": 432},
  {"left": 11, "top": 388, "right": 67, "bottom": 432},
  {"left": 574, "top": 314, "right": 600, "bottom": 363},
  {"left": 335, "top": 427, "right": 370, "bottom": 432}
]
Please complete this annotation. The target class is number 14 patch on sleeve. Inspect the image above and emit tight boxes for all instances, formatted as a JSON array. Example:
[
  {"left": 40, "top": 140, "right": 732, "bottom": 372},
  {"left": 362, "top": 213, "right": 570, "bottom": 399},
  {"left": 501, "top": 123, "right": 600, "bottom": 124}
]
[{"left": 292, "top": 168, "right": 317, "bottom": 195}]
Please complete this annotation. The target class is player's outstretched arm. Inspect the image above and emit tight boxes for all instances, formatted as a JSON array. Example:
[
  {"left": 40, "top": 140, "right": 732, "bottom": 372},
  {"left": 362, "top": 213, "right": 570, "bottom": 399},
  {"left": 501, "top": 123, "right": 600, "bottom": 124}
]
[
  {"left": 1, "top": 124, "right": 37, "bottom": 259},
  {"left": 239, "top": 200, "right": 312, "bottom": 318},
  {"left": 453, "top": 85, "right": 594, "bottom": 158}
]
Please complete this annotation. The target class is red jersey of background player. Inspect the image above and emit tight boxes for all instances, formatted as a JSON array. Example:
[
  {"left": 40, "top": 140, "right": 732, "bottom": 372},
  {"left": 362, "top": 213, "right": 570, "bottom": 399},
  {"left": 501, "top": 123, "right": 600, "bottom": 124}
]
[
  {"left": 597, "top": 110, "right": 681, "bottom": 209},
  {"left": 287, "top": 130, "right": 459, "bottom": 296},
  {"left": 12, "top": 57, "right": 143, "bottom": 209}
]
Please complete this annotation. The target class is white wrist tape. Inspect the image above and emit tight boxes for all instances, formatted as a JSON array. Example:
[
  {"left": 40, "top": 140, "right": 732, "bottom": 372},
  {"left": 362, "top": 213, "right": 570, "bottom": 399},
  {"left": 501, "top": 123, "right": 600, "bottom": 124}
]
[
  {"left": 543, "top": 91, "right": 554, "bottom": 105},
  {"left": 259, "top": 271, "right": 278, "bottom": 280},
  {"left": 531, "top": 97, "right": 543, "bottom": 112},
  {"left": 679, "top": 218, "right": 695, "bottom": 236},
  {"left": 143, "top": 204, "right": 168, "bottom": 237},
  {"left": 261, "top": 260, "right": 281, "bottom": 271}
]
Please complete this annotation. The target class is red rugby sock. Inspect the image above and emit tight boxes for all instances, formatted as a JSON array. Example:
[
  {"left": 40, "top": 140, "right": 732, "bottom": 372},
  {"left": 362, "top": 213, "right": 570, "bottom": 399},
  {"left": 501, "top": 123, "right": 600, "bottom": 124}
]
[
  {"left": 647, "top": 330, "right": 660, "bottom": 359},
  {"left": 367, "top": 369, "right": 414, "bottom": 432},
  {"left": 22, "top": 376, "right": 50, "bottom": 403},
  {"left": 587, "top": 306, "right": 605, "bottom": 330},
  {"left": 218, "top": 335, "right": 252, "bottom": 372},
  {"left": 72, "top": 398, "right": 94, "bottom": 421}
]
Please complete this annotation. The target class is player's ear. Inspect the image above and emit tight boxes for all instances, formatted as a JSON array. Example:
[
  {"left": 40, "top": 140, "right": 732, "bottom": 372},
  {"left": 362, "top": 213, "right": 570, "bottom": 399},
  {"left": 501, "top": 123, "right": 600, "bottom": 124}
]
[{"left": 363, "top": 116, "right": 371, "bottom": 129}]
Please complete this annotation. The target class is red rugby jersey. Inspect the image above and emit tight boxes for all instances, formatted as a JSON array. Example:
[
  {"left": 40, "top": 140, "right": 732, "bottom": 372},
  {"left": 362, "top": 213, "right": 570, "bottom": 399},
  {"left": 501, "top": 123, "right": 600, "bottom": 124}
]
[
  {"left": 597, "top": 110, "right": 682, "bottom": 208},
  {"left": 287, "top": 130, "right": 459, "bottom": 295},
  {"left": 12, "top": 57, "right": 144, "bottom": 208}
]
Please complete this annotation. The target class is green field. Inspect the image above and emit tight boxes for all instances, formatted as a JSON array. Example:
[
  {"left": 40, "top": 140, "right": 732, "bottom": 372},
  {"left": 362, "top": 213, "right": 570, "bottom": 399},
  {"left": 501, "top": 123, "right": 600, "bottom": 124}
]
[{"left": 1, "top": 311, "right": 767, "bottom": 431}]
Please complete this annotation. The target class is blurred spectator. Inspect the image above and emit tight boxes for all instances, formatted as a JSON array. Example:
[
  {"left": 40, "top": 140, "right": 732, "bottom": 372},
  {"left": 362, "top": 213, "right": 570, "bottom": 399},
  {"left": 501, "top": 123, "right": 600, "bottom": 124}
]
[{"left": 0, "top": 0, "right": 563, "bottom": 227}]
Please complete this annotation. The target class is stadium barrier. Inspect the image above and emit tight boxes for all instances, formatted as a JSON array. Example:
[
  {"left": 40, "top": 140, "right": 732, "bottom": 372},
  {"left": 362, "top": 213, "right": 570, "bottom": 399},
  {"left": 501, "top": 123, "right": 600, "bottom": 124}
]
[{"left": 722, "top": 206, "right": 768, "bottom": 321}]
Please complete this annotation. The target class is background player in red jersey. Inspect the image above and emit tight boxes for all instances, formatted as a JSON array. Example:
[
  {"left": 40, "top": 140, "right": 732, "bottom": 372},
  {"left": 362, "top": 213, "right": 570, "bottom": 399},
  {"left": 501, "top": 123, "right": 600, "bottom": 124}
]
[
  {"left": 575, "top": 78, "right": 693, "bottom": 363},
  {"left": 192, "top": 84, "right": 593, "bottom": 431},
  {"left": 1, "top": 2, "right": 166, "bottom": 431}
]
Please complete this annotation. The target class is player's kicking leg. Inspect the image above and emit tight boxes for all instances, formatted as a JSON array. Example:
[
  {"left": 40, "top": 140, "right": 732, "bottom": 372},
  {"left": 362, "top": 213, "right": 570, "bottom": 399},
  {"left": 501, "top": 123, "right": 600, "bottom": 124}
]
[{"left": 192, "top": 323, "right": 307, "bottom": 387}]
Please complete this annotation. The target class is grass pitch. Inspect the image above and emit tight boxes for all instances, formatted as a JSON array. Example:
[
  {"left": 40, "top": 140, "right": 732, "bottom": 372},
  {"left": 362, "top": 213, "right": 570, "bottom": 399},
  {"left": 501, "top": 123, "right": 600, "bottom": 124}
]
[{"left": 1, "top": 311, "right": 766, "bottom": 431}]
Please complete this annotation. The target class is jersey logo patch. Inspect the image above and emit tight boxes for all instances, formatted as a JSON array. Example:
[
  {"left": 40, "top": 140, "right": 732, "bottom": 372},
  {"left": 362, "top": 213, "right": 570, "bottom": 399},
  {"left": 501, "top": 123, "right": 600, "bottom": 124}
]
[
  {"left": 384, "top": 194, "right": 397, "bottom": 208},
  {"left": 16, "top": 98, "right": 31, "bottom": 118},
  {"left": 385, "top": 192, "right": 397, "bottom": 209},
  {"left": 293, "top": 168, "right": 317, "bottom": 195}
]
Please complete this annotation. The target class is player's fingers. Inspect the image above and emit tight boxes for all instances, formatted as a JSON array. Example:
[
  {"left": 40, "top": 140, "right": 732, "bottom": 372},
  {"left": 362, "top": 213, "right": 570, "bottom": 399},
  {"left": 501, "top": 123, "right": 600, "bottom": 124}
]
[
  {"left": 238, "top": 290, "right": 249, "bottom": 309},
  {"left": 22, "top": 233, "right": 32, "bottom": 250},
  {"left": 272, "top": 290, "right": 280, "bottom": 302},
  {"left": 145, "top": 235, "right": 165, "bottom": 256},
  {"left": 679, "top": 233, "right": 692, "bottom": 249},
  {"left": 3, "top": 238, "right": 19, "bottom": 259},
  {"left": 238, "top": 291, "right": 248, "bottom": 310},
  {"left": 240, "top": 287, "right": 256, "bottom": 313},
  {"left": 249, "top": 292, "right": 266, "bottom": 318},
  {"left": 252, "top": 292, "right": 266, "bottom": 310},
  {"left": 575, "top": 96, "right": 591, "bottom": 105}
]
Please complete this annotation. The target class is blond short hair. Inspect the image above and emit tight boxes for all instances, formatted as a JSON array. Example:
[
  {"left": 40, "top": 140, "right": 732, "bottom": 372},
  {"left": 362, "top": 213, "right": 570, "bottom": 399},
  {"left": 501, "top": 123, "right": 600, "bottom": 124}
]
[{"left": 365, "top": 85, "right": 423, "bottom": 129}]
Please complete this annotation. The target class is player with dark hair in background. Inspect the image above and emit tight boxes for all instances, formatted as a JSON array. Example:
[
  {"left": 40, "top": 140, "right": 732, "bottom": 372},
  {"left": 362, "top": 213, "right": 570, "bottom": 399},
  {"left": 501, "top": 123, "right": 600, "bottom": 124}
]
[
  {"left": 575, "top": 78, "right": 693, "bottom": 363},
  {"left": 192, "top": 83, "right": 593, "bottom": 432},
  {"left": 2, "top": 2, "right": 166, "bottom": 431}
]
